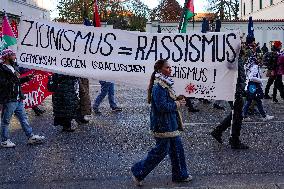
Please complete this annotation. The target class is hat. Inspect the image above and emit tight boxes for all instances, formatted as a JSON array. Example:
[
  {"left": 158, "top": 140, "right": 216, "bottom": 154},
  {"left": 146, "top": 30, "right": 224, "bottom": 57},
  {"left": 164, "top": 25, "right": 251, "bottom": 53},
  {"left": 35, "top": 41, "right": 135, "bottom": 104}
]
[
  {"left": 0, "top": 49, "right": 16, "bottom": 60},
  {"left": 273, "top": 41, "right": 282, "bottom": 49}
]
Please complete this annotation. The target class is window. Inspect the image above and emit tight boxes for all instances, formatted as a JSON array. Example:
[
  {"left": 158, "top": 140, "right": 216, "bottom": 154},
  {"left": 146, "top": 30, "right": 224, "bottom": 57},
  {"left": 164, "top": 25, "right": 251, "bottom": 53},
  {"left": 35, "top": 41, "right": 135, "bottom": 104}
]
[
  {"left": 243, "top": 3, "right": 246, "bottom": 15},
  {"left": 270, "top": 0, "right": 273, "bottom": 5},
  {"left": 251, "top": 0, "right": 253, "bottom": 13},
  {"left": 260, "top": 0, "right": 262, "bottom": 9}
]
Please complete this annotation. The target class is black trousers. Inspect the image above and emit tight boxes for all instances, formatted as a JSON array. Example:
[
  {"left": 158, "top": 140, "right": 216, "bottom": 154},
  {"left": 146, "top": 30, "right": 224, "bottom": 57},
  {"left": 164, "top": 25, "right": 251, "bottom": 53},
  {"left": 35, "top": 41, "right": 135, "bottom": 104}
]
[
  {"left": 273, "top": 75, "right": 284, "bottom": 100},
  {"left": 213, "top": 95, "right": 243, "bottom": 139},
  {"left": 185, "top": 97, "right": 195, "bottom": 110},
  {"left": 54, "top": 116, "right": 72, "bottom": 129},
  {"left": 265, "top": 77, "right": 275, "bottom": 96}
]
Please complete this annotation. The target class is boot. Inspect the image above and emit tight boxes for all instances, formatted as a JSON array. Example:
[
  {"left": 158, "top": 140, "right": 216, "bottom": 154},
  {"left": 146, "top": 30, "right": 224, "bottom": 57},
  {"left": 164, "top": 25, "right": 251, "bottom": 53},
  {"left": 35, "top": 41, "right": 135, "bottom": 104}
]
[
  {"left": 76, "top": 116, "right": 89, "bottom": 124},
  {"left": 213, "top": 103, "right": 225, "bottom": 110},
  {"left": 188, "top": 107, "right": 200, "bottom": 113},
  {"left": 32, "top": 106, "right": 45, "bottom": 116},
  {"left": 62, "top": 120, "right": 76, "bottom": 132},
  {"left": 229, "top": 137, "right": 249, "bottom": 149},
  {"left": 272, "top": 88, "right": 278, "bottom": 103},
  {"left": 211, "top": 130, "right": 223, "bottom": 144},
  {"left": 62, "top": 126, "right": 76, "bottom": 132},
  {"left": 264, "top": 86, "right": 271, "bottom": 99},
  {"left": 186, "top": 98, "right": 200, "bottom": 113},
  {"left": 264, "top": 94, "right": 272, "bottom": 99}
]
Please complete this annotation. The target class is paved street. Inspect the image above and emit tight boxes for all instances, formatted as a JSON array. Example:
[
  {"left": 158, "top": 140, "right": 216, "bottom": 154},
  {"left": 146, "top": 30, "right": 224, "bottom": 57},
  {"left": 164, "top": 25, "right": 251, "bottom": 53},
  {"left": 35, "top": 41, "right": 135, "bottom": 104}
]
[{"left": 0, "top": 79, "right": 283, "bottom": 189}]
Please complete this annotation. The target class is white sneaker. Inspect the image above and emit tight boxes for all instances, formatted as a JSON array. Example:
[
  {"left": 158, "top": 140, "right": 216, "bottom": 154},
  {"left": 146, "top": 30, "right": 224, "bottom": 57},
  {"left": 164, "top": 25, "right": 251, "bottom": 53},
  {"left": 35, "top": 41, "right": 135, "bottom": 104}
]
[
  {"left": 173, "top": 175, "right": 193, "bottom": 183},
  {"left": 28, "top": 134, "right": 45, "bottom": 144},
  {"left": 84, "top": 115, "right": 92, "bottom": 121},
  {"left": 262, "top": 115, "right": 274, "bottom": 121},
  {"left": 1, "top": 139, "right": 16, "bottom": 148},
  {"left": 71, "top": 119, "right": 78, "bottom": 129},
  {"left": 243, "top": 117, "right": 252, "bottom": 122},
  {"left": 132, "top": 175, "right": 143, "bottom": 186},
  {"left": 187, "top": 175, "right": 193, "bottom": 181}
]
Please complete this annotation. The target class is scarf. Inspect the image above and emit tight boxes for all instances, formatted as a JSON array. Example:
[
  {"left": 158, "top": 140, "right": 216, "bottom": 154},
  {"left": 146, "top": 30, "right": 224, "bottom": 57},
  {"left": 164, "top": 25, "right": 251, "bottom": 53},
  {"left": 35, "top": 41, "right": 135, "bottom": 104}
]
[
  {"left": 155, "top": 73, "right": 174, "bottom": 86},
  {"left": 154, "top": 73, "right": 176, "bottom": 100}
]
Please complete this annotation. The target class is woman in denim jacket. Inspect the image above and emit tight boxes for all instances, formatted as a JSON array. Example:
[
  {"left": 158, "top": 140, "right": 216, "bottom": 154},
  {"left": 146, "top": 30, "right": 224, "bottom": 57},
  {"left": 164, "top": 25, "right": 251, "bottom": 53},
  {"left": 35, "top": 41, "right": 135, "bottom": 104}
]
[{"left": 131, "top": 60, "right": 192, "bottom": 186}]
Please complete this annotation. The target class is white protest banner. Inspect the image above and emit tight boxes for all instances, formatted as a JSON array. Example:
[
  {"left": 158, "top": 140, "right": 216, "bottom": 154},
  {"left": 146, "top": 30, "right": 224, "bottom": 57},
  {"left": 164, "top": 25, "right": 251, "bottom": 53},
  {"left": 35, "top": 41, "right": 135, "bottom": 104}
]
[{"left": 17, "top": 18, "right": 240, "bottom": 101}]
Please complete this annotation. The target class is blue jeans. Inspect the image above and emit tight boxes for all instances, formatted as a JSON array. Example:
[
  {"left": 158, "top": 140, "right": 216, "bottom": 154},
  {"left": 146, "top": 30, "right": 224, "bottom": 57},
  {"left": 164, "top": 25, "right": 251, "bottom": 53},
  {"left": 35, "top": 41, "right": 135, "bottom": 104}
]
[
  {"left": 1, "top": 101, "right": 33, "bottom": 141},
  {"left": 93, "top": 81, "right": 117, "bottom": 109},
  {"left": 131, "top": 136, "right": 189, "bottom": 182},
  {"left": 243, "top": 98, "right": 266, "bottom": 118}
]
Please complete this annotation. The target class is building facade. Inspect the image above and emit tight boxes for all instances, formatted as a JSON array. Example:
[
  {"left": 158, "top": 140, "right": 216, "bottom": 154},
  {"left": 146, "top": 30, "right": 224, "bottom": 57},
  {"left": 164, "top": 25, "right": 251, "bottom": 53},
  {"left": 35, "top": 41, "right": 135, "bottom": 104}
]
[
  {"left": 240, "top": 0, "right": 284, "bottom": 19},
  {"left": 146, "top": 19, "right": 284, "bottom": 48},
  {"left": 0, "top": 0, "right": 51, "bottom": 20}
]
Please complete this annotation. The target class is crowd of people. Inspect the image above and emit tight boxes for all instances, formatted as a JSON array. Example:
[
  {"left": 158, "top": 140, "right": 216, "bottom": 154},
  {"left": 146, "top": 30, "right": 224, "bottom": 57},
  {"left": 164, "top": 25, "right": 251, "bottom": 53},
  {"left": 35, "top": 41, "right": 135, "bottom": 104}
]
[{"left": 0, "top": 35, "right": 283, "bottom": 185}]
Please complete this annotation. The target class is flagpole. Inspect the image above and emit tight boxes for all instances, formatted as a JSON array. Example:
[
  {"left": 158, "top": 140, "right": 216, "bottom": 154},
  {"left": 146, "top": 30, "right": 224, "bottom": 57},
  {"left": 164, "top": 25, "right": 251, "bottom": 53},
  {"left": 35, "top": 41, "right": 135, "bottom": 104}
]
[
  {"left": 193, "top": 13, "right": 195, "bottom": 30},
  {"left": 178, "top": 0, "right": 187, "bottom": 33},
  {"left": 193, "top": 0, "right": 196, "bottom": 30}
]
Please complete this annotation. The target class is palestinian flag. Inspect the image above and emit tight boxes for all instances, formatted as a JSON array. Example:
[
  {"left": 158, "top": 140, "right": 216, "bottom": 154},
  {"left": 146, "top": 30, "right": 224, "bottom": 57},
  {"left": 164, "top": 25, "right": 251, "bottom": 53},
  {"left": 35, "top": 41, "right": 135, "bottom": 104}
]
[
  {"left": 0, "top": 14, "right": 17, "bottom": 51},
  {"left": 178, "top": 0, "right": 195, "bottom": 33}
]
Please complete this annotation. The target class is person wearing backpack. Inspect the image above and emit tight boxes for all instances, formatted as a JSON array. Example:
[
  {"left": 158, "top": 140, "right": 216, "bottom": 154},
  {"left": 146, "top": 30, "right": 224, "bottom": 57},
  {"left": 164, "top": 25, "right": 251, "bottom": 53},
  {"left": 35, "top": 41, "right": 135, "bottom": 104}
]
[{"left": 243, "top": 48, "right": 274, "bottom": 121}]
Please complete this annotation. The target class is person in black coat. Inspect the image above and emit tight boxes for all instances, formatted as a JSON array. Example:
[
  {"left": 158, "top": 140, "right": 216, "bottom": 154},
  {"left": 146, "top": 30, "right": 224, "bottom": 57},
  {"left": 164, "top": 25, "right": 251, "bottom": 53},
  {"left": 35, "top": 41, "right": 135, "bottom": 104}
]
[
  {"left": 52, "top": 74, "right": 80, "bottom": 132},
  {"left": 261, "top": 43, "right": 269, "bottom": 54},
  {"left": 210, "top": 45, "right": 249, "bottom": 149},
  {"left": 0, "top": 49, "right": 45, "bottom": 147}
]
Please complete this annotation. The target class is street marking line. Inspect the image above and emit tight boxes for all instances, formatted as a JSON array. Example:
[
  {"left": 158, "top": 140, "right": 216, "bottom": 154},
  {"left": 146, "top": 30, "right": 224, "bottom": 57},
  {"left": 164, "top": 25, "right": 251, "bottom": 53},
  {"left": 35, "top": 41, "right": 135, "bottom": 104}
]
[
  {"left": 90, "top": 84, "right": 101, "bottom": 87},
  {"left": 184, "top": 120, "right": 284, "bottom": 126}
]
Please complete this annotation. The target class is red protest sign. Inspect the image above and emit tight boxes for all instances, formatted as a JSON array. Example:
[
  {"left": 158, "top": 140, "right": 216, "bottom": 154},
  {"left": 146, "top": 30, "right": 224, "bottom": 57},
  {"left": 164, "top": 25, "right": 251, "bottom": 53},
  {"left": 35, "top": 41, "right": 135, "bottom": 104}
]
[{"left": 21, "top": 70, "right": 53, "bottom": 109}]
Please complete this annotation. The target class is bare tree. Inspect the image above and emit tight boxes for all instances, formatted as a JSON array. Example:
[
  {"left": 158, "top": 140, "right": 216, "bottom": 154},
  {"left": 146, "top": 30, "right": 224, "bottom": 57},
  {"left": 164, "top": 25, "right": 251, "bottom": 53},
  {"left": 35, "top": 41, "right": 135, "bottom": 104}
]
[{"left": 207, "top": 0, "right": 239, "bottom": 20}]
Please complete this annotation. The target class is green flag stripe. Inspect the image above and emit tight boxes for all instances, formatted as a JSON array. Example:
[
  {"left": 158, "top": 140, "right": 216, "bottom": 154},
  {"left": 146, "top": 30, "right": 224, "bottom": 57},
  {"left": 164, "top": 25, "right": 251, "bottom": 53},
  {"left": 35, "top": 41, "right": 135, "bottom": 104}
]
[
  {"left": 180, "top": 9, "right": 195, "bottom": 33},
  {"left": 2, "top": 35, "right": 17, "bottom": 48}
]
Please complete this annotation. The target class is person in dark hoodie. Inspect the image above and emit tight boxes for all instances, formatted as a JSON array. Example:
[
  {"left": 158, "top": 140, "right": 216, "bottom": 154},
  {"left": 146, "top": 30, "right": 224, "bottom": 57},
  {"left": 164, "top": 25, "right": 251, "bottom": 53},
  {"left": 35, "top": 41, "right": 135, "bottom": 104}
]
[
  {"left": 0, "top": 49, "right": 45, "bottom": 148},
  {"left": 210, "top": 39, "right": 250, "bottom": 149}
]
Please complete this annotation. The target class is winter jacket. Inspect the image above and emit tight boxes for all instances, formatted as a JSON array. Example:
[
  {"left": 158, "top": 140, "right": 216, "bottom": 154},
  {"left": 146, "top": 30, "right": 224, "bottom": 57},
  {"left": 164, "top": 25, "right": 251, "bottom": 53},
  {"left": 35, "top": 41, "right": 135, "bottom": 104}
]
[
  {"left": 276, "top": 54, "right": 284, "bottom": 75},
  {"left": 235, "top": 57, "right": 246, "bottom": 98},
  {"left": 150, "top": 82, "right": 181, "bottom": 137},
  {"left": 247, "top": 64, "right": 262, "bottom": 84},
  {"left": 0, "top": 63, "right": 30, "bottom": 104},
  {"left": 79, "top": 78, "right": 91, "bottom": 115},
  {"left": 263, "top": 51, "right": 278, "bottom": 70},
  {"left": 52, "top": 74, "right": 79, "bottom": 119},
  {"left": 245, "top": 55, "right": 262, "bottom": 83}
]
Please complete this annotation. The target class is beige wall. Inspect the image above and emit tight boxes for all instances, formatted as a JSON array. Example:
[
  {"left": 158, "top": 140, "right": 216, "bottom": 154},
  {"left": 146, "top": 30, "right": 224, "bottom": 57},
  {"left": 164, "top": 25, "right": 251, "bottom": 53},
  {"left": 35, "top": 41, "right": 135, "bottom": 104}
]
[
  {"left": 28, "top": 0, "right": 52, "bottom": 10},
  {"left": 1, "top": 0, "right": 51, "bottom": 19},
  {"left": 240, "top": 0, "right": 284, "bottom": 19},
  {"left": 146, "top": 21, "right": 284, "bottom": 48}
]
